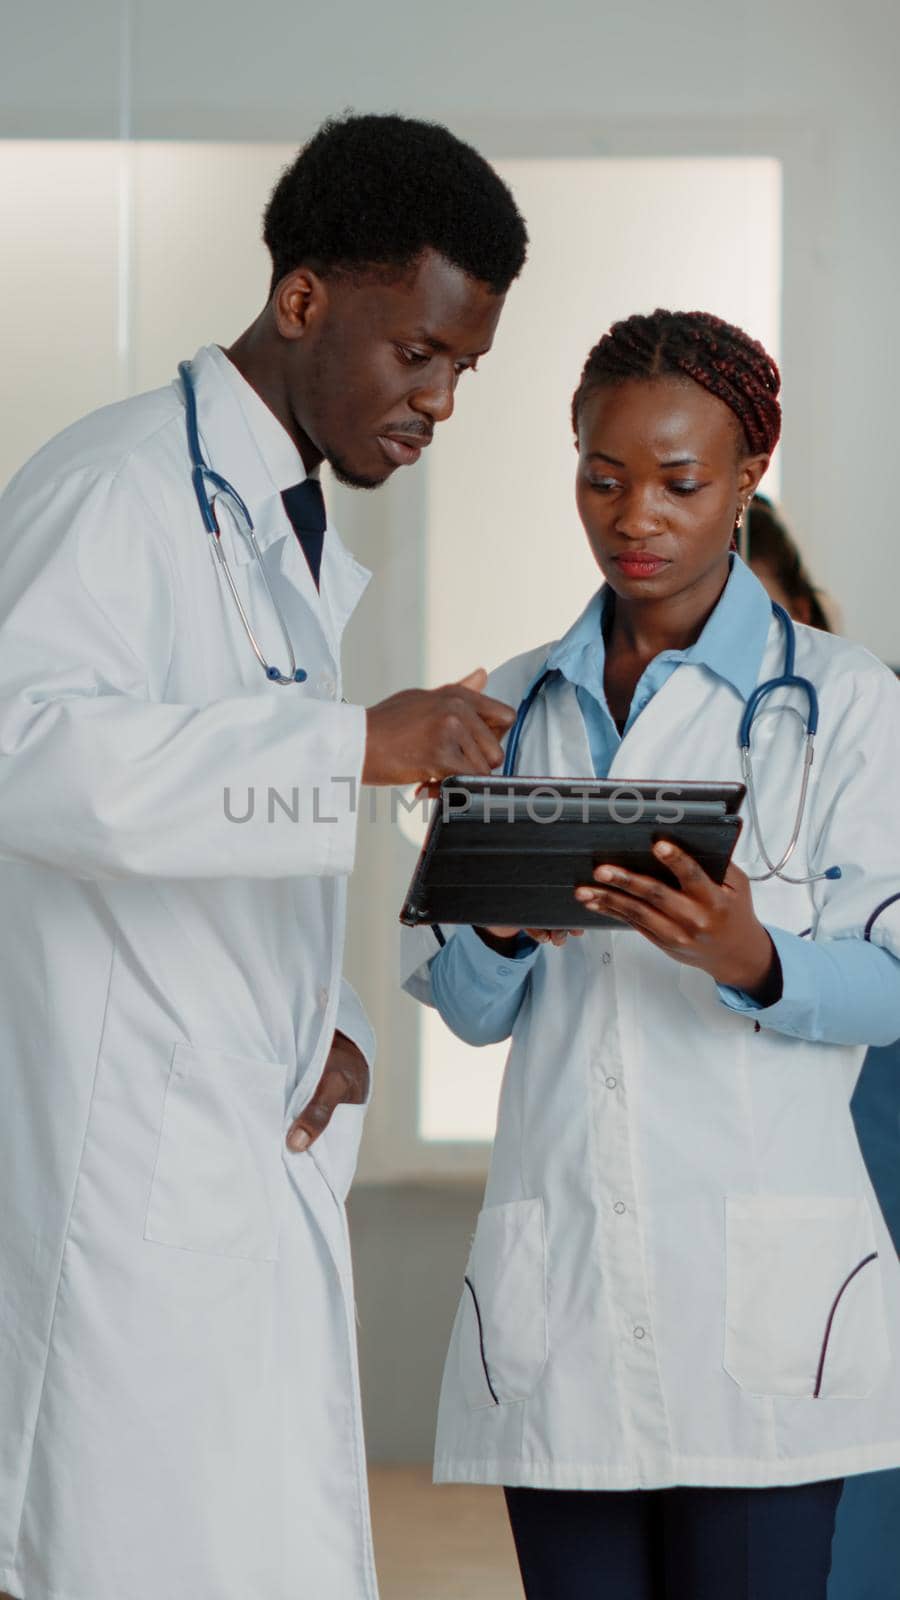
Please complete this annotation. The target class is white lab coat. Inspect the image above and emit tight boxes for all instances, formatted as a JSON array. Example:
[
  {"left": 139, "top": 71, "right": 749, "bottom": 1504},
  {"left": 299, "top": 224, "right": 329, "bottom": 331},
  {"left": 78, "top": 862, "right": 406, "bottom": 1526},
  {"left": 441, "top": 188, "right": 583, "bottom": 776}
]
[
  {"left": 0, "top": 346, "right": 380, "bottom": 1600},
  {"left": 403, "top": 603, "right": 900, "bottom": 1491}
]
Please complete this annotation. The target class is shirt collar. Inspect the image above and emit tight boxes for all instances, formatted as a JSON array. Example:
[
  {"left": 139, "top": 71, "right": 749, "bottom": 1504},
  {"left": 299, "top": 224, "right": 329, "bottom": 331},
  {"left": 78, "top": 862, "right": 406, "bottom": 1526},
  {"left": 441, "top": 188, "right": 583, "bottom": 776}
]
[
  {"left": 207, "top": 343, "right": 316, "bottom": 493},
  {"left": 545, "top": 555, "right": 773, "bottom": 702}
]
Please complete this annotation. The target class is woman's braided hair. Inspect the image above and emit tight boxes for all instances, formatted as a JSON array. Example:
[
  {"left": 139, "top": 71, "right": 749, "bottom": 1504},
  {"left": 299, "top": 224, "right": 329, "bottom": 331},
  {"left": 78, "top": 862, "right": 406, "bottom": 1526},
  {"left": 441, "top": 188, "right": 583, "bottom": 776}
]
[{"left": 571, "top": 309, "right": 782, "bottom": 457}]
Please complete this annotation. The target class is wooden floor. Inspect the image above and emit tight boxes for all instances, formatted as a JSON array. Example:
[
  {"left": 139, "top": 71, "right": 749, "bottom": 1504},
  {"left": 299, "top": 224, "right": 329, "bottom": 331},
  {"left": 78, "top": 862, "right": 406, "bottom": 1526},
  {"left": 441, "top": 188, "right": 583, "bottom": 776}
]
[
  {"left": 0, "top": 1473, "right": 518, "bottom": 1600},
  {"left": 369, "top": 1465, "right": 521, "bottom": 1600}
]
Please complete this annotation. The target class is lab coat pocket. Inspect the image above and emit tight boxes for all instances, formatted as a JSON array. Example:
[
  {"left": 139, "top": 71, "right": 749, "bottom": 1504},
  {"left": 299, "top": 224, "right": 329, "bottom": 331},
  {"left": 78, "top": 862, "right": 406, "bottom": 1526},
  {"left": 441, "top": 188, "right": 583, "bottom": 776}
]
[
  {"left": 457, "top": 1198, "right": 548, "bottom": 1409},
  {"left": 723, "top": 1195, "right": 891, "bottom": 1399},
  {"left": 145, "top": 1042, "right": 289, "bottom": 1261}
]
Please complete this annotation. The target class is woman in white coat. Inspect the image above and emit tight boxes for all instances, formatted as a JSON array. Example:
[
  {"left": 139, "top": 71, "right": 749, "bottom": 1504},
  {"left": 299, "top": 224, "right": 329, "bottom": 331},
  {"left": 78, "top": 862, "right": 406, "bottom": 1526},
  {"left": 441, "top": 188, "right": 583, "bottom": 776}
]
[
  {"left": 402, "top": 311, "right": 900, "bottom": 1599},
  {"left": 0, "top": 114, "right": 525, "bottom": 1600}
]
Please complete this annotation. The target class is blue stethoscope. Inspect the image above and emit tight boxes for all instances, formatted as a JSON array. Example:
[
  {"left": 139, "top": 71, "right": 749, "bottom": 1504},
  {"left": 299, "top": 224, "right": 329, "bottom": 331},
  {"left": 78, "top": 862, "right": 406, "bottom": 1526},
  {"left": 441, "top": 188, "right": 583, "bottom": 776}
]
[
  {"left": 504, "top": 601, "right": 840, "bottom": 886},
  {"left": 179, "top": 359, "right": 307, "bottom": 686}
]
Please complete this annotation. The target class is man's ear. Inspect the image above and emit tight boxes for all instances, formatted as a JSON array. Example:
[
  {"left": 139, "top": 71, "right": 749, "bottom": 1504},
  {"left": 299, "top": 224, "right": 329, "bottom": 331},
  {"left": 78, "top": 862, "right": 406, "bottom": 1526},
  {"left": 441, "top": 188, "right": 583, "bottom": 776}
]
[
  {"left": 738, "top": 453, "right": 770, "bottom": 502},
  {"left": 272, "top": 268, "right": 329, "bottom": 343}
]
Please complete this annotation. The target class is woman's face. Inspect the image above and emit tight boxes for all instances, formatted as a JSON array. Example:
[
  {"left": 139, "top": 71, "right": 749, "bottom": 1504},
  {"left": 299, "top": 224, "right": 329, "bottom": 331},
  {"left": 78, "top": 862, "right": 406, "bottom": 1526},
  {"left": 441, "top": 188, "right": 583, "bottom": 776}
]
[{"left": 575, "top": 376, "right": 767, "bottom": 606}]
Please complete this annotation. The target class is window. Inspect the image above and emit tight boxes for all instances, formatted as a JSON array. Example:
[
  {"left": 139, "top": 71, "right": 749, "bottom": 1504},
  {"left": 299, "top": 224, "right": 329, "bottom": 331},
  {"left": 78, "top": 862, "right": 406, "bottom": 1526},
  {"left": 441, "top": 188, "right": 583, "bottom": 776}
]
[{"left": 0, "top": 142, "right": 782, "bottom": 1170}]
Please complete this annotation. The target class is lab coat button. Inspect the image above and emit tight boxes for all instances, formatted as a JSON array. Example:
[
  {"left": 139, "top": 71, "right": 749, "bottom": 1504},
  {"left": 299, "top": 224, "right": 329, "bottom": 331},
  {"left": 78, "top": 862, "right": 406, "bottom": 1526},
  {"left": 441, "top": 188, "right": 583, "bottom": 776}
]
[
  {"left": 613, "top": 1201, "right": 626, "bottom": 1215},
  {"left": 605, "top": 1076, "right": 618, "bottom": 1090},
  {"left": 602, "top": 952, "right": 612, "bottom": 965},
  {"left": 633, "top": 1325, "right": 646, "bottom": 1340}
]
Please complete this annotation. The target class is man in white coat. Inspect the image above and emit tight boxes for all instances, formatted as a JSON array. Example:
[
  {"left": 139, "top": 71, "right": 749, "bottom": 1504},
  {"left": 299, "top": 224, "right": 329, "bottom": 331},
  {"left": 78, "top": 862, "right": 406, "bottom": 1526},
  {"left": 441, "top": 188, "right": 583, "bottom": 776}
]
[{"left": 0, "top": 113, "right": 526, "bottom": 1600}]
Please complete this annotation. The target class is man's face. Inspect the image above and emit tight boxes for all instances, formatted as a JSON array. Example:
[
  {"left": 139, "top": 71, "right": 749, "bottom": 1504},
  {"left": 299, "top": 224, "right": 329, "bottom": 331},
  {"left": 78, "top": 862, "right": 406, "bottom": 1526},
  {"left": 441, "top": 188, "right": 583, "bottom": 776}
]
[{"left": 285, "top": 249, "right": 505, "bottom": 488}]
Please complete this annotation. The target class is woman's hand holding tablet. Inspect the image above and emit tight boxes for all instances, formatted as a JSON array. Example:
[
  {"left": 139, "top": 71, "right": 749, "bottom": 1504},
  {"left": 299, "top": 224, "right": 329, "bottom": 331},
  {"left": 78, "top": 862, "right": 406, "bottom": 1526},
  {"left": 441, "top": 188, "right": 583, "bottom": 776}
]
[
  {"left": 398, "top": 776, "right": 747, "bottom": 933},
  {"left": 575, "top": 837, "right": 781, "bottom": 1003}
]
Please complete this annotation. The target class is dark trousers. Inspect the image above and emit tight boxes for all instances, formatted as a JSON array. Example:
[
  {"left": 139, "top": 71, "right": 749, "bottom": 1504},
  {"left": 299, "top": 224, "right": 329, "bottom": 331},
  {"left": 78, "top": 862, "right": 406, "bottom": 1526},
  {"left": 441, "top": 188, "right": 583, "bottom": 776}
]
[{"left": 504, "top": 1479, "right": 844, "bottom": 1600}]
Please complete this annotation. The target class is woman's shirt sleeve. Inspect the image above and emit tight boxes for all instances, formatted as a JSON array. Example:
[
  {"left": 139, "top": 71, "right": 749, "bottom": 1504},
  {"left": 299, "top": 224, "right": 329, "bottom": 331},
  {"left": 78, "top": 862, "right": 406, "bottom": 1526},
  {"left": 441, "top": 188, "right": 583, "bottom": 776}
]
[
  {"left": 717, "top": 931, "right": 900, "bottom": 1045},
  {"left": 428, "top": 925, "right": 540, "bottom": 1045}
]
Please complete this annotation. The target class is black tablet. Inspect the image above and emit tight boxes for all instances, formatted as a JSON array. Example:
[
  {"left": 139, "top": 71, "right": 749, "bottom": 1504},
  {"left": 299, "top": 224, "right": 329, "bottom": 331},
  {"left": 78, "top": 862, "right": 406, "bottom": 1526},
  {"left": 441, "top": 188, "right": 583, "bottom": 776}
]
[{"left": 399, "top": 776, "right": 746, "bottom": 930}]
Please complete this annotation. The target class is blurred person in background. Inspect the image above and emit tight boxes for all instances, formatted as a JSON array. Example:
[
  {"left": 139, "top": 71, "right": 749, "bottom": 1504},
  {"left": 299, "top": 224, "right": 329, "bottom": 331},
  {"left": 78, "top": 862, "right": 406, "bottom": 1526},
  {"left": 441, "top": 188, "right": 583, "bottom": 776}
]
[{"left": 742, "top": 493, "right": 835, "bottom": 631}]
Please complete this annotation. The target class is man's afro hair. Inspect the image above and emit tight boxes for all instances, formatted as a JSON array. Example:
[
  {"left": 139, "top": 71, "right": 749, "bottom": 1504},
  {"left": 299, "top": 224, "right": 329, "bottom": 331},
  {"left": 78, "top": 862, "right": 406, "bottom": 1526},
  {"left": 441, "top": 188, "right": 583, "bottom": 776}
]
[{"left": 263, "top": 112, "right": 528, "bottom": 297}]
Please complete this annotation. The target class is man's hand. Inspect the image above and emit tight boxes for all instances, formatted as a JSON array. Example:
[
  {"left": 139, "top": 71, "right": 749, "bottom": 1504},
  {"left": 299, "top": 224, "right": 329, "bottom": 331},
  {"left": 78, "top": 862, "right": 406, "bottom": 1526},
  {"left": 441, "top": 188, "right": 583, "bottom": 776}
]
[
  {"left": 362, "top": 669, "right": 515, "bottom": 787},
  {"left": 573, "top": 839, "right": 782, "bottom": 1003},
  {"left": 286, "top": 1030, "right": 370, "bottom": 1153}
]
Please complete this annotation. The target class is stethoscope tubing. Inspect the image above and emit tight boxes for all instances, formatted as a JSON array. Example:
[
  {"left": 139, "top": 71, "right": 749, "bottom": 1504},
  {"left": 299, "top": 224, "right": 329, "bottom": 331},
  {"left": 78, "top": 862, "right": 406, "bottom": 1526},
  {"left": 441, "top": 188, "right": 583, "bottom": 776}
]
[
  {"left": 502, "top": 600, "right": 839, "bottom": 887},
  {"left": 179, "top": 359, "right": 307, "bottom": 686}
]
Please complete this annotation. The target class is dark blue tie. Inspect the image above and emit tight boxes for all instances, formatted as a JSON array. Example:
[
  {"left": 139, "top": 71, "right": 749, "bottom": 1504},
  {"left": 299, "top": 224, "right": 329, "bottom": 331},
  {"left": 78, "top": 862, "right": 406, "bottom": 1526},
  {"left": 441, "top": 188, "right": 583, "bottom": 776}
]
[{"left": 281, "top": 479, "right": 326, "bottom": 590}]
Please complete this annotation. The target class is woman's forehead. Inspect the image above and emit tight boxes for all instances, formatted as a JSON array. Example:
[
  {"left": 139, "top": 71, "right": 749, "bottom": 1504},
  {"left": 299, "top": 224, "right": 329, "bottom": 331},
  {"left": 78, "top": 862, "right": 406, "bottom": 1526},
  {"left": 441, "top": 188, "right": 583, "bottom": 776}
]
[{"left": 581, "top": 376, "right": 741, "bottom": 458}]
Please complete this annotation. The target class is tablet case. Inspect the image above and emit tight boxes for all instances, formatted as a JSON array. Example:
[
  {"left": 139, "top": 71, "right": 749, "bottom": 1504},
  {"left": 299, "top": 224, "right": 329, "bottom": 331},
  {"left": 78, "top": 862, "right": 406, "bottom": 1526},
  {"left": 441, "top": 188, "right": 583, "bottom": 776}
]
[{"left": 399, "top": 776, "right": 746, "bottom": 930}]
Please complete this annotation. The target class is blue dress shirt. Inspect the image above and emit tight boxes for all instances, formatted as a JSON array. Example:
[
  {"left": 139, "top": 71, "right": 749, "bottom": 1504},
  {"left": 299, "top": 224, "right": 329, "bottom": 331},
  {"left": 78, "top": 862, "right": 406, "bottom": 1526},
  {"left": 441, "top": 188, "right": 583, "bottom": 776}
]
[{"left": 429, "top": 559, "right": 900, "bottom": 1049}]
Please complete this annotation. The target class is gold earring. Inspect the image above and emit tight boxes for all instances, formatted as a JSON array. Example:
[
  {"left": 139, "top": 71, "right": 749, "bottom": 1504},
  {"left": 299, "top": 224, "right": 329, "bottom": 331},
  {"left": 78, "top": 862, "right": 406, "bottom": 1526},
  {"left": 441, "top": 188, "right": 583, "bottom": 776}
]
[{"left": 735, "top": 502, "right": 746, "bottom": 530}]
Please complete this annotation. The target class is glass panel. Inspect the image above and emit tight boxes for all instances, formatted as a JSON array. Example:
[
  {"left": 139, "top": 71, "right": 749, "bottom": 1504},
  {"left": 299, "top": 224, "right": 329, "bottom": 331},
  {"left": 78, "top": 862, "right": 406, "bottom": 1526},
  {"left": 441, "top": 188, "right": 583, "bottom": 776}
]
[
  {"left": 419, "top": 1010, "right": 507, "bottom": 1144},
  {"left": 0, "top": 142, "right": 122, "bottom": 487},
  {"left": 131, "top": 142, "right": 295, "bottom": 392}
]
